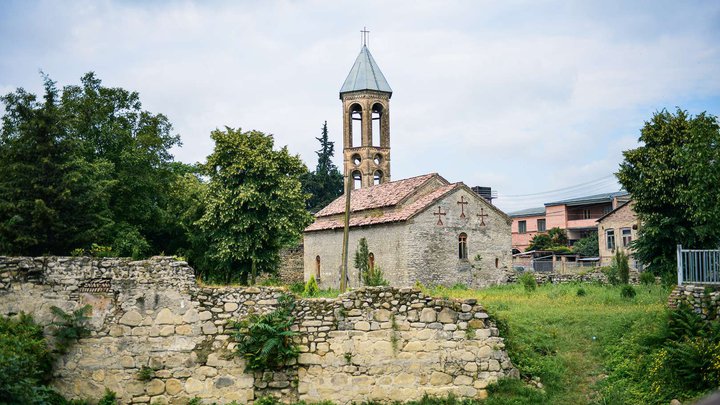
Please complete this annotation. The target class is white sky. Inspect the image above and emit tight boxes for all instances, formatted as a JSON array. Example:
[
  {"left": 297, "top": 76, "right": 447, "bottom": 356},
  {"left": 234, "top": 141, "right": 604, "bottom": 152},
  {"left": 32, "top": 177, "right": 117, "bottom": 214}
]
[{"left": 1, "top": 0, "right": 719, "bottom": 212}]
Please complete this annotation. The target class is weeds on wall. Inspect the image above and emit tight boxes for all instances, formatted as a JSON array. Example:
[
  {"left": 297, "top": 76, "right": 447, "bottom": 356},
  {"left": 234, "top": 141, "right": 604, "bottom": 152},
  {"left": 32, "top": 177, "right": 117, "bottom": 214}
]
[
  {"left": 49, "top": 305, "right": 92, "bottom": 354},
  {"left": 232, "top": 293, "right": 299, "bottom": 371}
]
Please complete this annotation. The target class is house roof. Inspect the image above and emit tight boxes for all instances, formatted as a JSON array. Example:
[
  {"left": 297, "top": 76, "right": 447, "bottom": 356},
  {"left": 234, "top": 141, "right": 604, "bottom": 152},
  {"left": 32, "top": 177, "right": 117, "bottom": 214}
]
[
  {"left": 544, "top": 191, "right": 629, "bottom": 207},
  {"left": 508, "top": 207, "right": 545, "bottom": 218},
  {"left": 596, "top": 200, "right": 633, "bottom": 223},
  {"left": 339, "top": 45, "right": 393, "bottom": 97},
  {"left": 314, "top": 173, "right": 442, "bottom": 217},
  {"left": 305, "top": 183, "right": 458, "bottom": 232},
  {"left": 306, "top": 178, "right": 511, "bottom": 232}
]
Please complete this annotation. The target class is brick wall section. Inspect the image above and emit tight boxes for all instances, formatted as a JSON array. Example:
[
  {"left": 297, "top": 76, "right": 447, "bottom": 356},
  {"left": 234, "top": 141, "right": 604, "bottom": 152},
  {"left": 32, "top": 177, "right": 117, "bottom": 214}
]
[
  {"left": 0, "top": 256, "right": 517, "bottom": 404},
  {"left": 668, "top": 284, "right": 720, "bottom": 320}
]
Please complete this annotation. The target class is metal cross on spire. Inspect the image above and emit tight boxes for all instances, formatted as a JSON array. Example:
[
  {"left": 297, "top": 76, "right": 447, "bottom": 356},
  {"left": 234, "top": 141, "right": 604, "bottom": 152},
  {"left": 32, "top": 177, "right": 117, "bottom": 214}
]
[{"left": 361, "top": 27, "right": 370, "bottom": 47}]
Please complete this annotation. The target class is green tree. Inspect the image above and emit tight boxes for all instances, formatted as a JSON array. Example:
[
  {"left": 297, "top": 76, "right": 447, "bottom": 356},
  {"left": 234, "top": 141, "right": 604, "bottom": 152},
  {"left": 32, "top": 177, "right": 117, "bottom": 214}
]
[
  {"left": 617, "top": 109, "right": 720, "bottom": 278},
  {"left": 60, "top": 73, "right": 182, "bottom": 257},
  {"left": 526, "top": 227, "right": 569, "bottom": 252},
  {"left": 198, "top": 127, "right": 312, "bottom": 284},
  {"left": 572, "top": 232, "right": 599, "bottom": 257},
  {"left": 0, "top": 76, "right": 114, "bottom": 255},
  {"left": 301, "top": 121, "right": 343, "bottom": 212}
]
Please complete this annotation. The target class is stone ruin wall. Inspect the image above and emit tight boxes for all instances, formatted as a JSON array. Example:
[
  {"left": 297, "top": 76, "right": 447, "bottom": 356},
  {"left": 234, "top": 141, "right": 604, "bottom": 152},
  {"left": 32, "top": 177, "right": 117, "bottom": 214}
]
[
  {"left": 668, "top": 284, "right": 720, "bottom": 320},
  {"left": 0, "top": 256, "right": 517, "bottom": 405}
]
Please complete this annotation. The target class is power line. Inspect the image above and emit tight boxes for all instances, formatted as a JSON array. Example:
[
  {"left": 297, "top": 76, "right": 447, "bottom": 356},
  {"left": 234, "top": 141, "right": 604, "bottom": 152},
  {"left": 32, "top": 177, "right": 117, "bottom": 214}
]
[{"left": 499, "top": 174, "right": 616, "bottom": 199}]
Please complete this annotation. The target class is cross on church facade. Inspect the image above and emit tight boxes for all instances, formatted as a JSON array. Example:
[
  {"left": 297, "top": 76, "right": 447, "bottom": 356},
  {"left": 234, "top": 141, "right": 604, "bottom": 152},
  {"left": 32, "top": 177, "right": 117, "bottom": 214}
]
[
  {"left": 477, "top": 208, "right": 489, "bottom": 226},
  {"left": 433, "top": 206, "right": 446, "bottom": 226},
  {"left": 457, "top": 196, "right": 468, "bottom": 218}
]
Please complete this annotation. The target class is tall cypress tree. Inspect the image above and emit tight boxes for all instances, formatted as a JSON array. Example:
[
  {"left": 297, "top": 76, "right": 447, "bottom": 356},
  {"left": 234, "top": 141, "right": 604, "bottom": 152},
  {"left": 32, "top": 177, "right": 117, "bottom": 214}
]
[{"left": 302, "top": 121, "right": 343, "bottom": 213}]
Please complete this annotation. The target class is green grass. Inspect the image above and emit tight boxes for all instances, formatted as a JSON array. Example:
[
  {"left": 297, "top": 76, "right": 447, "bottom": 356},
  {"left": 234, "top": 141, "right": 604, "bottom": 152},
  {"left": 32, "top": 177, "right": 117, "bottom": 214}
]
[{"left": 423, "top": 282, "right": 671, "bottom": 405}]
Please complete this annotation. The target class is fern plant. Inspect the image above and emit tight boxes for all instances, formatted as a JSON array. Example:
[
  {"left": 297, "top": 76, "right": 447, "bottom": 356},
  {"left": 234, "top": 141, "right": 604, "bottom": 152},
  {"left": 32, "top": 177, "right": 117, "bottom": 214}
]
[
  {"left": 233, "top": 294, "right": 299, "bottom": 370},
  {"left": 49, "top": 305, "right": 92, "bottom": 354}
]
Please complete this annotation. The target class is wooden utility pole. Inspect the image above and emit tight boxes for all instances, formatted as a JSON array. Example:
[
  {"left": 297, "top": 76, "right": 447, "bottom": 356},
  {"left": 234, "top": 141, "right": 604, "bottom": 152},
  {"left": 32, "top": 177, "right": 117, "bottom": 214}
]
[{"left": 340, "top": 174, "right": 351, "bottom": 292}]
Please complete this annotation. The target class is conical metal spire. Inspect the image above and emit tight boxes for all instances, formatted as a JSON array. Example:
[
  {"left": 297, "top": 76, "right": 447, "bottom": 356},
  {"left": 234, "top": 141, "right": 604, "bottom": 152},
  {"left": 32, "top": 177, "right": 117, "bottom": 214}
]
[{"left": 339, "top": 45, "right": 392, "bottom": 98}]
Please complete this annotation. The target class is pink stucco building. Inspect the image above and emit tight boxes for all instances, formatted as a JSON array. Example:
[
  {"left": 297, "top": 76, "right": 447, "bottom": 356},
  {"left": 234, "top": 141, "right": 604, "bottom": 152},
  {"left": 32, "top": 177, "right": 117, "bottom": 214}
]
[{"left": 509, "top": 191, "right": 630, "bottom": 252}]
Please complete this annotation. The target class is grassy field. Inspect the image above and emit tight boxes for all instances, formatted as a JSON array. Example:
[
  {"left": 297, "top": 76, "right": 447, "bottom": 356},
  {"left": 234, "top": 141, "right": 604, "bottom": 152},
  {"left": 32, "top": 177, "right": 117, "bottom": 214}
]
[{"left": 422, "top": 282, "right": 672, "bottom": 405}]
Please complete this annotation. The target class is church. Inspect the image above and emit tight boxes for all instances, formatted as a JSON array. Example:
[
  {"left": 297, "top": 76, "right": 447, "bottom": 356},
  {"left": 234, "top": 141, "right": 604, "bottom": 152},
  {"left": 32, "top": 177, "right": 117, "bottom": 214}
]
[{"left": 303, "top": 42, "right": 512, "bottom": 289}]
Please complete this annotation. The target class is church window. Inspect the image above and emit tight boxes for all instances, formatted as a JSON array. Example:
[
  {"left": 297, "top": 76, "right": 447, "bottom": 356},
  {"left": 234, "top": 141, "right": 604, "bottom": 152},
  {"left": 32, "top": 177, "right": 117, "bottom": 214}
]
[
  {"left": 458, "top": 233, "right": 468, "bottom": 260},
  {"left": 352, "top": 170, "right": 362, "bottom": 189},
  {"left": 518, "top": 220, "right": 527, "bottom": 234},
  {"left": 369, "top": 252, "right": 375, "bottom": 271},
  {"left": 352, "top": 154, "right": 362, "bottom": 166},
  {"left": 350, "top": 104, "right": 362, "bottom": 147},
  {"left": 606, "top": 229, "right": 615, "bottom": 250},
  {"left": 373, "top": 170, "right": 383, "bottom": 185},
  {"left": 315, "top": 255, "right": 321, "bottom": 280},
  {"left": 495, "top": 258, "right": 499, "bottom": 268},
  {"left": 374, "top": 154, "right": 382, "bottom": 165},
  {"left": 371, "top": 103, "right": 383, "bottom": 147}
]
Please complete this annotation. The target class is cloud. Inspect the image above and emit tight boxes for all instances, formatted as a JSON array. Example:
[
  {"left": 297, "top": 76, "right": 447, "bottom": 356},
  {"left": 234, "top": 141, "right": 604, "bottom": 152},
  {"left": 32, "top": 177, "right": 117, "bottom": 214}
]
[{"left": 1, "top": 0, "right": 718, "bottom": 213}]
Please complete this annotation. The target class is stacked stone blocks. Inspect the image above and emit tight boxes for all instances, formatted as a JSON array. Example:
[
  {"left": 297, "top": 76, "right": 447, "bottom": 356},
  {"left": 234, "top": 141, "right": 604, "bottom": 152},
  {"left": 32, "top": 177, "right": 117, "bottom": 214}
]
[{"left": 0, "top": 256, "right": 517, "bottom": 404}]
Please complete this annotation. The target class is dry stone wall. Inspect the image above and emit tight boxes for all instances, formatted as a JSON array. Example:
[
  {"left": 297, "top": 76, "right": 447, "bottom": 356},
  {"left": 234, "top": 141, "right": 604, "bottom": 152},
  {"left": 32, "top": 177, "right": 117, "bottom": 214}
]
[
  {"left": 668, "top": 284, "right": 720, "bottom": 320},
  {"left": 0, "top": 256, "right": 517, "bottom": 405}
]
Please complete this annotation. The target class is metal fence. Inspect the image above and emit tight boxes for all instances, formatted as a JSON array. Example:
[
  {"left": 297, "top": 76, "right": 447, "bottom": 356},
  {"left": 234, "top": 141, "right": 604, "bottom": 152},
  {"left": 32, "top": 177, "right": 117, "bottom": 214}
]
[{"left": 677, "top": 245, "right": 720, "bottom": 285}]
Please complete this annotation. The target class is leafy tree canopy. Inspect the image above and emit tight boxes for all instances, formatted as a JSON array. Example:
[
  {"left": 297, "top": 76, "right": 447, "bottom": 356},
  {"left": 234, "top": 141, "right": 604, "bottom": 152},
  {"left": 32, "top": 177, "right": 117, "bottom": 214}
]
[
  {"left": 198, "top": 127, "right": 312, "bottom": 284},
  {"left": 526, "top": 227, "right": 569, "bottom": 252},
  {"left": 572, "top": 232, "right": 599, "bottom": 257},
  {"left": 617, "top": 108, "right": 720, "bottom": 278}
]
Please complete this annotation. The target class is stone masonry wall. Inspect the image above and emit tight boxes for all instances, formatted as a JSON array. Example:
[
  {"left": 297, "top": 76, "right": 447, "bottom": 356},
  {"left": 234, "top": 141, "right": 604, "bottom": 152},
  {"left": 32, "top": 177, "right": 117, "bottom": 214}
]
[
  {"left": 0, "top": 256, "right": 517, "bottom": 404},
  {"left": 668, "top": 284, "right": 720, "bottom": 320}
]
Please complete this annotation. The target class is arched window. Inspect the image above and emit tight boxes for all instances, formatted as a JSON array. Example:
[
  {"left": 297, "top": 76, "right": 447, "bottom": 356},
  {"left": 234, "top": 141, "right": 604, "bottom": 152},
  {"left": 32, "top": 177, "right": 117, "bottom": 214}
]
[
  {"left": 495, "top": 258, "right": 499, "bottom": 268},
  {"left": 369, "top": 252, "right": 375, "bottom": 272},
  {"left": 458, "top": 233, "right": 468, "bottom": 260},
  {"left": 352, "top": 170, "right": 362, "bottom": 189},
  {"left": 373, "top": 170, "right": 383, "bottom": 185},
  {"left": 350, "top": 104, "right": 362, "bottom": 147},
  {"left": 371, "top": 103, "right": 383, "bottom": 147},
  {"left": 315, "top": 255, "right": 321, "bottom": 280}
]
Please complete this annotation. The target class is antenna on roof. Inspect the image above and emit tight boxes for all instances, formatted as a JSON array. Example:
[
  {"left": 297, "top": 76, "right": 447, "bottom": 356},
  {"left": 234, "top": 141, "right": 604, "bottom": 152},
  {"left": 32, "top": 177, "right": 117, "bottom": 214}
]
[{"left": 361, "top": 27, "right": 370, "bottom": 47}]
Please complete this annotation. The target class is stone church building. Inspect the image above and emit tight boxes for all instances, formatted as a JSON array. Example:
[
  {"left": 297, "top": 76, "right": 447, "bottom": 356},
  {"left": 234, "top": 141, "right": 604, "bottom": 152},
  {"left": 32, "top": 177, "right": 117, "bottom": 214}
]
[{"left": 303, "top": 43, "right": 512, "bottom": 288}]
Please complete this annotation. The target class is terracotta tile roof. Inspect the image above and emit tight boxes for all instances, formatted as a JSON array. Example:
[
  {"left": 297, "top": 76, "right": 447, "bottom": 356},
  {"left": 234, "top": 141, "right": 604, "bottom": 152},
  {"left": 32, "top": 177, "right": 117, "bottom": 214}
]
[
  {"left": 314, "top": 173, "right": 440, "bottom": 217},
  {"left": 305, "top": 183, "right": 458, "bottom": 232}
]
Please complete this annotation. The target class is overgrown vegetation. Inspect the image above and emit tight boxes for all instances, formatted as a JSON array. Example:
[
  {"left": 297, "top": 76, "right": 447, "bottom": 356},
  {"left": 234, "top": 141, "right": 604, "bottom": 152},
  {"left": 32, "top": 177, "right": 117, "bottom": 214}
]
[
  {"left": 572, "top": 232, "right": 599, "bottom": 257},
  {"left": 526, "top": 227, "right": 569, "bottom": 252},
  {"left": 355, "top": 238, "right": 389, "bottom": 286},
  {"left": 49, "top": 305, "right": 92, "bottom": 354},
  {"left": 517, "top": 272, "right": 536, "bottom": 292},
  {"left": 233, "top": 293, "right": 299, "bottom": 371},
  {"left": 422, "top": 282, "right": 671, "bottom": 405}
]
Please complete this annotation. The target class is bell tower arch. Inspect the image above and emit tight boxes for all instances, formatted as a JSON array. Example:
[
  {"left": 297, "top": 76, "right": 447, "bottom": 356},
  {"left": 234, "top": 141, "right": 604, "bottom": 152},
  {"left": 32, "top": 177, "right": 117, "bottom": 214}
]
[{"left": 339, "top": 41, "right": 392, "bottom": 189}]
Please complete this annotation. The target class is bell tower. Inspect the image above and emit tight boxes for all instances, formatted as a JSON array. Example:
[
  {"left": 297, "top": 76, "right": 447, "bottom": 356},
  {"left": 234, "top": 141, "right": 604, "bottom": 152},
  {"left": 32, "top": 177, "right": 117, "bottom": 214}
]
[{"left": 339, "top": 33, "right": 392, "bottom": 189}]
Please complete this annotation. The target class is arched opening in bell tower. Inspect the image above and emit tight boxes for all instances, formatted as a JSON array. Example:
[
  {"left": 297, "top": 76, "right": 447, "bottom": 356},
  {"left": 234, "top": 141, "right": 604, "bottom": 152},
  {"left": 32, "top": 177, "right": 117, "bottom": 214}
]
[
  {"left": 373, "top": 170, "right": 383, "bottom": 185},
  {"left": 371, "top": 103, "right": 383, "bottom": 147},
  {"left": 350, "top": 104, "right": 362, "bottom": 148},
  {"left": 352, "top": 170, "right": 362, "bottom": 189}
]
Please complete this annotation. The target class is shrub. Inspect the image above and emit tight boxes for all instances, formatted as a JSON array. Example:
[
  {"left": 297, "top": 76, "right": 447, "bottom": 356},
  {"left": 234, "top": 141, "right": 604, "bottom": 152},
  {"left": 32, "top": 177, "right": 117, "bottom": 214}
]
[
  {"left": 97, "top": 389, "right": 118, "bottom": 405},
  {"left": 576, "top": 287, "right": 587, "bottom": 297},
  {"left": 49, "top": 305, "right": 92, "bottom": 354},
  {"left": 233, "top": 293, "right": 299, "bottom": 370},
  {"left": 89, "top": 243, "right": 113, "bottom": 258},
  {"left": 111, "top": 224, "right": 150, "bottom": 259},
  {"left": 303, "top": 275, "right": 319, "bottom": 297},
  {"left": 614, "top": 250, "right": 630, "bottom": 284},
  {"left": 0, "top": 313, "right": 55, "bottom": 403},
  {"left": 518, "top": 272, "right": 537, "bottom": 292},
  {"left": 639, "top": 271, "right": 655, "bottom": 285},
  {"left": 363, "top": 266, "right": 389, "bottom": 287},
  {"left": 288, "top": 282, "right": 304, "bottom": 294},
  {"left": 137, "top": 365, "right": 155, "bottom": 381},
  {"left": 620, "top": 285, "right": 636, "bottom": 299},
  {"left": 601, "top": 265, "right": 620, "bottom": 285}
]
